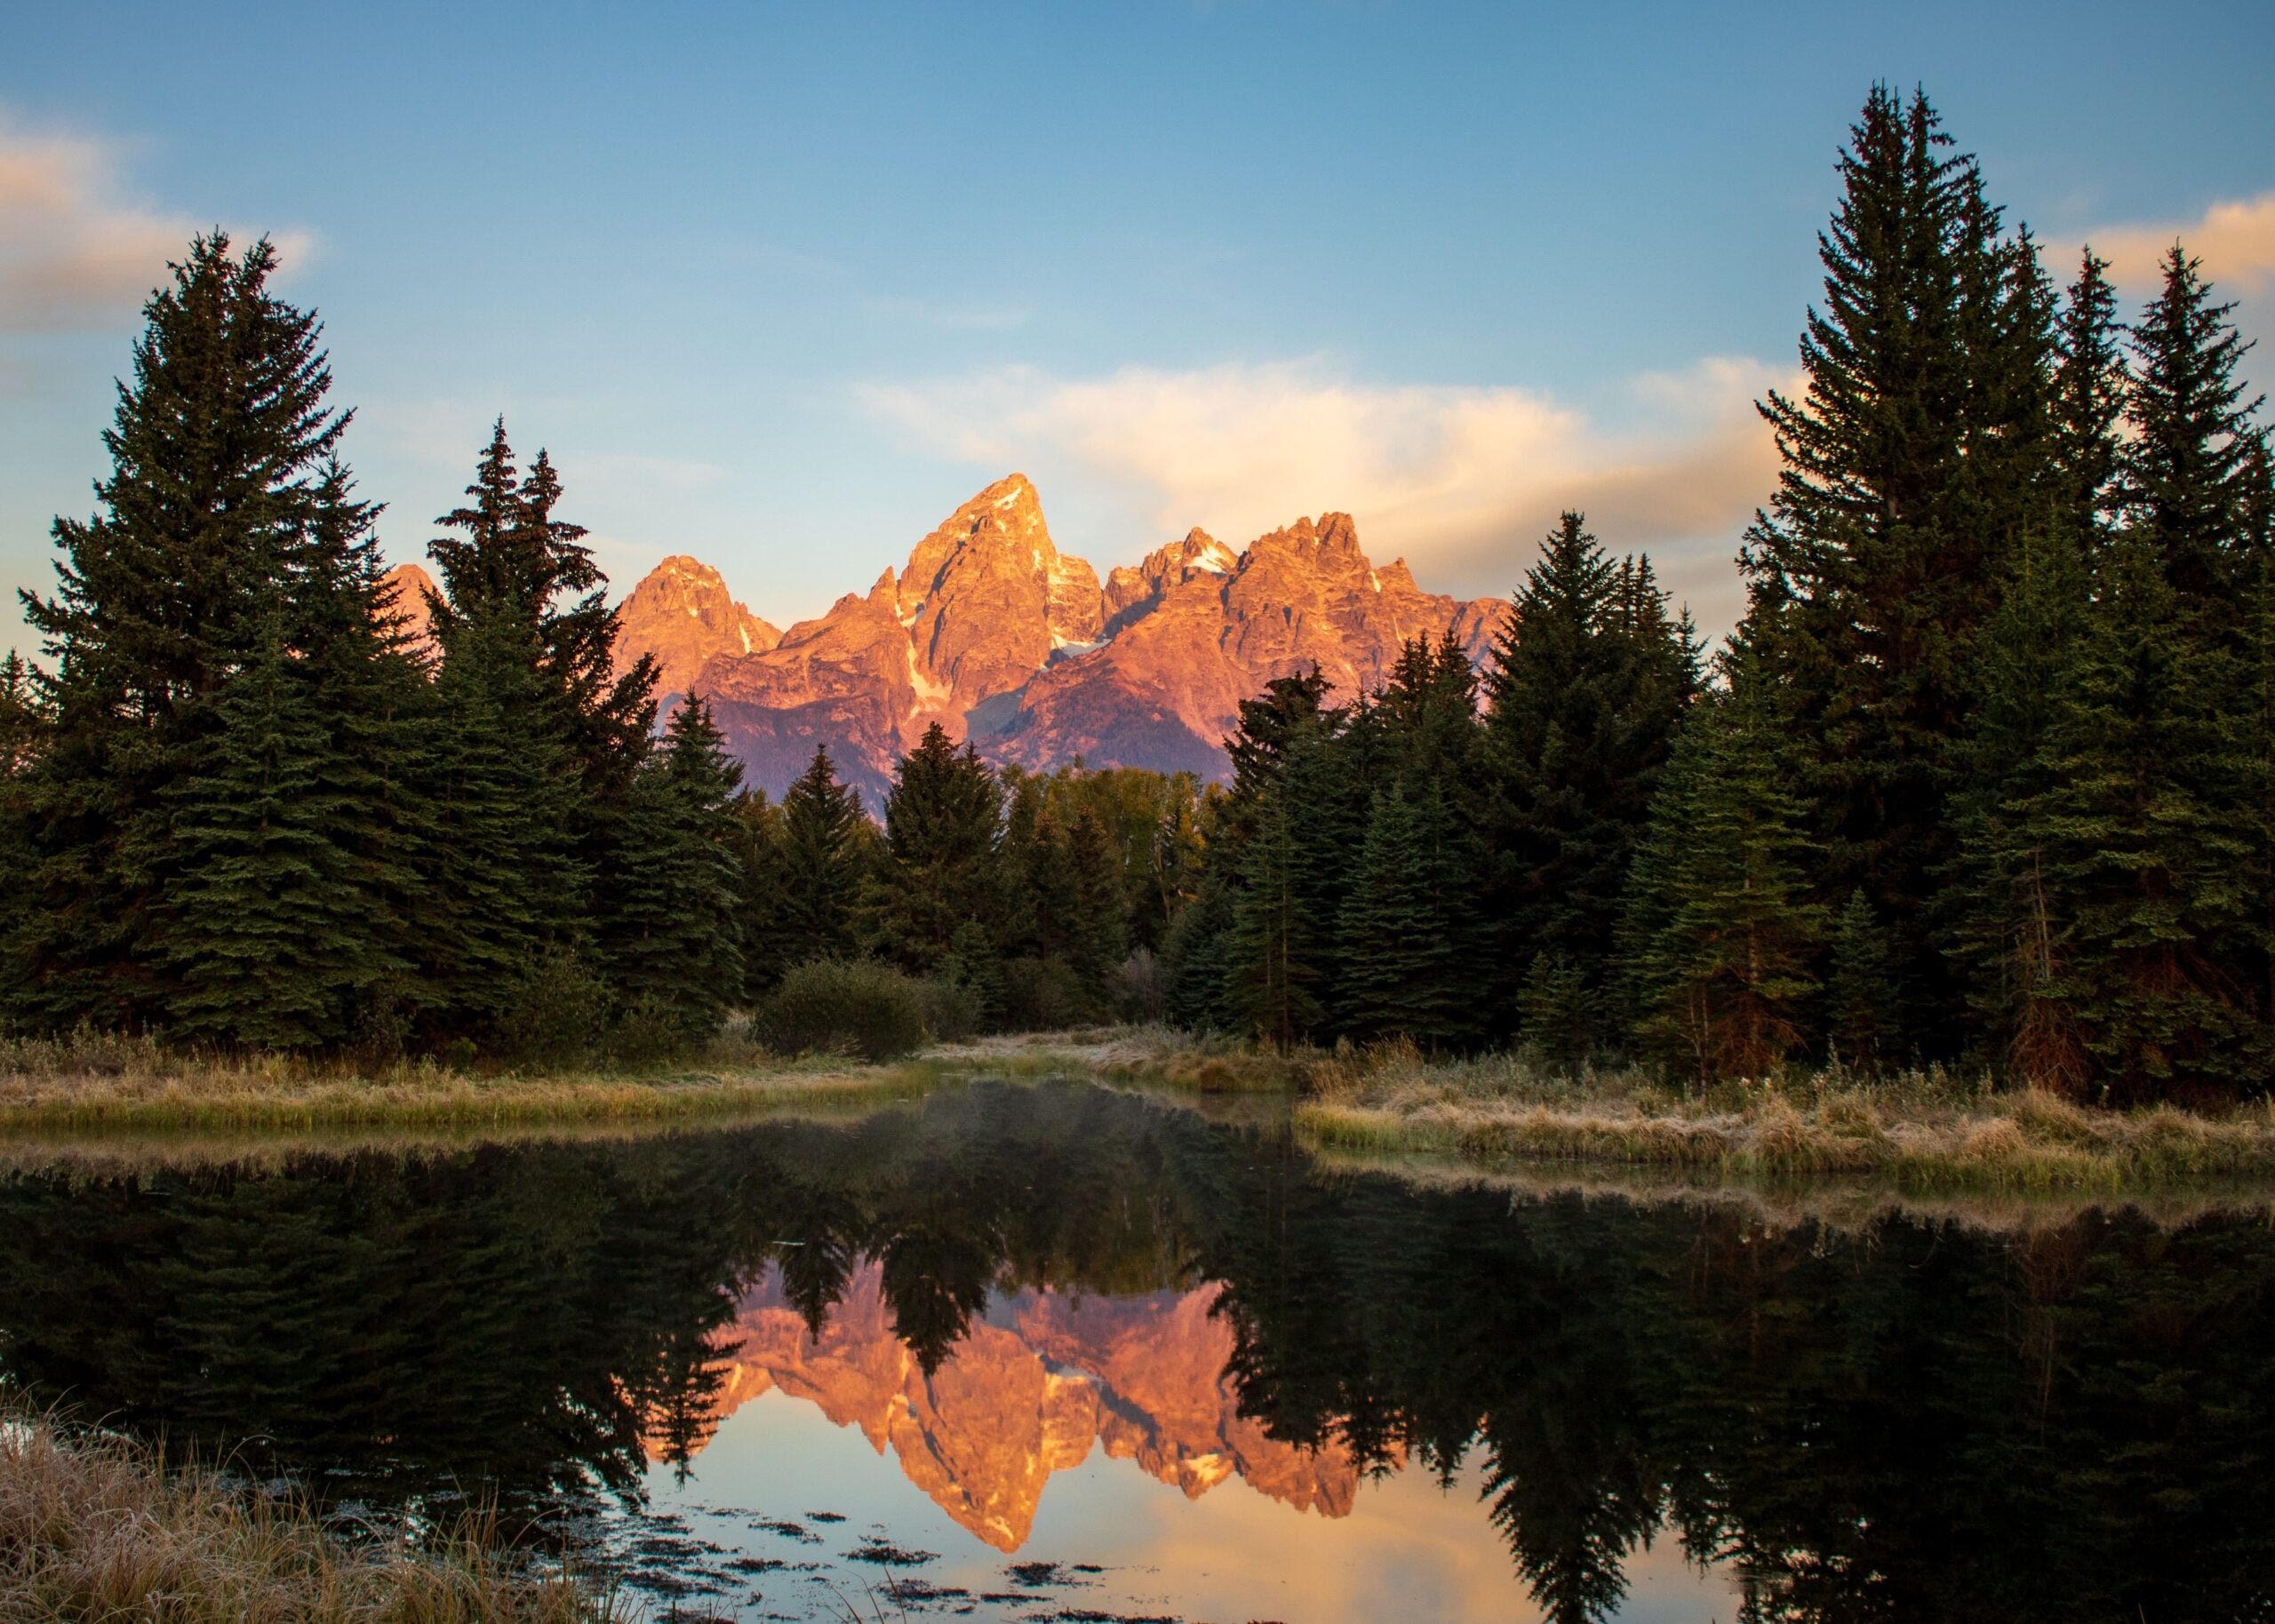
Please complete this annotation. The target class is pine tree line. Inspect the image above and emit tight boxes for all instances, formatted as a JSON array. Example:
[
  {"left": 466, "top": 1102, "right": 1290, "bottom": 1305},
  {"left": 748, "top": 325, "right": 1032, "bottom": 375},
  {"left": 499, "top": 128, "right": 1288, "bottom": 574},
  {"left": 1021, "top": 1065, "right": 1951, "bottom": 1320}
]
[
  {"left": 1161, "top": 85, "right": 2275, "bottom": 1105},
  {"left": 0, "top": 236, "right": 746, "bottom": 1055}
]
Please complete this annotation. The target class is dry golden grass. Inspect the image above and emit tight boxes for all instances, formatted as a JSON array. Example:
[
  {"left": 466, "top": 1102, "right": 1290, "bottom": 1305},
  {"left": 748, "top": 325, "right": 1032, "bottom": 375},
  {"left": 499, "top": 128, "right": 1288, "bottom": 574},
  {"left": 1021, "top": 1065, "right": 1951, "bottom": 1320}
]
[
  {"left": 1287, "top": 1039, "right": 2275, "bottom": 1191},
  {"left": 926, "top": 1025, "right": 1303, "bottom": 1092},
  {"left": 0, "top": 1028, "right": 931, "bottom": 1136},
  {"left": 0, "top": 1407, "right": 616, "bottom": 1622}
]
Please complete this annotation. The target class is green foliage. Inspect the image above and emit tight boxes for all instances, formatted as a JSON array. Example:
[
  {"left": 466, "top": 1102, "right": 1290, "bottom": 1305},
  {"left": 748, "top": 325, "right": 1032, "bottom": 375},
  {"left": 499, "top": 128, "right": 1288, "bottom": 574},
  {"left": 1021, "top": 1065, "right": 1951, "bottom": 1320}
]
[
  {"left": 161, "top": 617, "right": 400, "bottom": 1048},
  {"left": 754, "top": 958, "right": 929, "bottom": 1062},
  {"left": 1826, "top": 889, "right": 1903, "bottom": 1074},
  {"left": 10, "top": 234, "right": 349, "bottom": 1031},
  {"left": 754, "top": 745, "right": 865, "bottom": 986},
  {"left": 1518, "top": 951, "right": 1599, "bottom": 1076},
  {"left": 1335, "top": 782, "right": 1473, "bottom": 1046},
  {"left": 1737, "top": 85, "right": 2058, "bottom": 1028},
  {"left": 863, "top": 723, "right": 1002, "bottom": 974},
  {"left": 598, "top": 697, "right": 748, "bottom": 1041},
  {"left": 1623, "top": 679, "right": 1827, "bottom": 1080},
  {"left": 1486, "top": 516, "right": 1696, "bottom": 1015}
]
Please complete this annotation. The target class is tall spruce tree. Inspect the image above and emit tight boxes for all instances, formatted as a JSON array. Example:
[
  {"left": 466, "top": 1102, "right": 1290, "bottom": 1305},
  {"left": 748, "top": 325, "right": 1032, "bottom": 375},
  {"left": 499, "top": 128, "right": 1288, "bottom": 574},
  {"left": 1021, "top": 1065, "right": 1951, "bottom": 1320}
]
[
  {"left": 1622, "top": 670, "right": 1827, "bottom": 1081},
  {"left": 1737, "top": 86, "right": 2055, "bottom": 1047},
  {"left": 2052, "top": 251, "right": 2130, "bottom": 539},
  {"left": 754, "top": 744, "right": 865, "bottom": 984},
  {"left": 1165, "top": 671, "right": 1337, "bottom": 1031},
  {"left": 601, "top": 697, "right": 747, "bottom": 1038},
  {"left": 10, "top": 234, "right": 349, "bottom": 1029},
  {"left": 2002, "top": 532, "right": 2256, "bottom": 1097},
  {"left": 161, "top": 611, "right": 397, "bottom": 1047},
  {"left": 1484, "top": 514, "right": 1695, "bottom": 1039},
  {"left": 1336, "top": 781, "right": 1471, "bottom": 1045},
  {"left": 863, "top": 723, "right": 1002, "bottom": 973},
  {"left": 2122, "top": 245, "right": 2267, "bottom": 624},
  {"left": 423, "top": 425, "right": 656, "bottom": 1036}
]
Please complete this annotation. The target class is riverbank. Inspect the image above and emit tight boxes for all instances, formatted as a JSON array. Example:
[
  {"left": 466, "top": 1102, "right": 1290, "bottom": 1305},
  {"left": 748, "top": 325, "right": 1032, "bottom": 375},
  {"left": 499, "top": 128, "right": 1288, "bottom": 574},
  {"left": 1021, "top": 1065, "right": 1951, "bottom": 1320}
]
[
  {"left": 946, "top": 1028, "right": 2275, "bottom": 1191},
  {"left": 1281, "top": 1039, "right": 2275, "bottom": 1191},
  {"left": 0, "top": 1028, "right": 929, "bottom": 1134},
  {"left": 9, "top": 1024, "right": 2275, "bottom": 1193},
  {"left": 0, "top": 1407, "right": 612, "bottom": 1621}
]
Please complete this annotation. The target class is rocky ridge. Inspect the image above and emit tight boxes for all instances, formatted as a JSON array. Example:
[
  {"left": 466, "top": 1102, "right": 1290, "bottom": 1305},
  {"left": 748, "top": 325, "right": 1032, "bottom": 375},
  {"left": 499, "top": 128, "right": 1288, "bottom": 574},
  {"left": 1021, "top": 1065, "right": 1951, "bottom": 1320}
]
[
  {"left": 616, "top": 474, "right": 1507, "bottom": 802},
  {"left": 610, "top": 555, "right": 780, "bottom": 697}
]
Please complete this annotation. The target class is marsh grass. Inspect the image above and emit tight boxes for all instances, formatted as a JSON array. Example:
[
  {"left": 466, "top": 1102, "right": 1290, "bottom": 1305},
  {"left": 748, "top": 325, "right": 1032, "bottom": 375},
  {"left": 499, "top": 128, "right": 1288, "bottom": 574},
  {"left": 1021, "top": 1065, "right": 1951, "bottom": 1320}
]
[
  {"left": 0, "top": 1406, "right": 615, "bottom": 1622},
  {"left": 0, "top": 1023, "right": 930, "bottom": 1135},
  {"left": 1288, "top": 1039, "right": 2275, "bottom": 1190}
]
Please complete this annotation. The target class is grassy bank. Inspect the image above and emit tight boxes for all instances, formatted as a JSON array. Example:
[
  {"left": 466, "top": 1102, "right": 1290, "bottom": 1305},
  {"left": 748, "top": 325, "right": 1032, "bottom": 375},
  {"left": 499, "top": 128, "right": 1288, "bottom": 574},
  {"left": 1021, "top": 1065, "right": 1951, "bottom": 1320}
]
[
  {"left": 1284, "top": 1039, "right": 2275, "bottom": 1191},
  {"left": 0, "top": 1407, "right": 613, "bottom": 1622},
  {"left": 0, "top": 1027, "right": 931, "bottom": 1135}
]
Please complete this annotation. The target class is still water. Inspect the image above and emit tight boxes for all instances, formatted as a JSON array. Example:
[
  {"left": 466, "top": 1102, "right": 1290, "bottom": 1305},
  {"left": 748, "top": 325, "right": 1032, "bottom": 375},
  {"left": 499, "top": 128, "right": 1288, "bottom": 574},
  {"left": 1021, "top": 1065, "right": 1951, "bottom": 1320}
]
[{"left": 3, "top": 1080, "right": 2271, "bottom": 1622}]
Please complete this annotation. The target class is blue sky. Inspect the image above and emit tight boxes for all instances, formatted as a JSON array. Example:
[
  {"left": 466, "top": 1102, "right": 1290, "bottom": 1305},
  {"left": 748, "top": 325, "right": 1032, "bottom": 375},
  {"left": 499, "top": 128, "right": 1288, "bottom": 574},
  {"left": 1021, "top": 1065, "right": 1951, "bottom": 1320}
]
[{"left": 4, "top": 0, "right": 2271, "bottom": 652}]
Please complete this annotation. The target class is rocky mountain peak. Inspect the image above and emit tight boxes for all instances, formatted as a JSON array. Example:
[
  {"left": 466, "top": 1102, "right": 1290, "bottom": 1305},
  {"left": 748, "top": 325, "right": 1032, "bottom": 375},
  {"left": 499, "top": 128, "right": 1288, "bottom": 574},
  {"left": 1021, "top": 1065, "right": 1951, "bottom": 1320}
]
[
  {"left": 612, "top": 553, "right": 780, "bottom": 696},
  {"left": 379, "top": 562, "right": 439, "bottom": 660},
  {"left": 617, "top": 474, "right": 1512, "bottom": 802}
]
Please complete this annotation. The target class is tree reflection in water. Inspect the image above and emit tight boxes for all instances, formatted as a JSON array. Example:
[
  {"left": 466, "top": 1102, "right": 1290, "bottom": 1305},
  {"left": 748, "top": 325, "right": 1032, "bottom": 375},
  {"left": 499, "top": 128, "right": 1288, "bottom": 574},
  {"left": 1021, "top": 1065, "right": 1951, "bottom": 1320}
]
[{"left": 0, "top": 1081, "right": 2269, "bottom": 1620}]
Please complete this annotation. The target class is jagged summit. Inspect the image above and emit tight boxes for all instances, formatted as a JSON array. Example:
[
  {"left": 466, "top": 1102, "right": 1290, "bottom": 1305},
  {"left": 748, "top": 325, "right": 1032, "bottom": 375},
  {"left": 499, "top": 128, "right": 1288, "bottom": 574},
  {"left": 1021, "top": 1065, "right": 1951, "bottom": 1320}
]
[
  {"left": 611, "top": 553, "right": 779, "bottom": 697},
  {"left": 608, "top": 474, "right": 1507, "bottom": 802}
]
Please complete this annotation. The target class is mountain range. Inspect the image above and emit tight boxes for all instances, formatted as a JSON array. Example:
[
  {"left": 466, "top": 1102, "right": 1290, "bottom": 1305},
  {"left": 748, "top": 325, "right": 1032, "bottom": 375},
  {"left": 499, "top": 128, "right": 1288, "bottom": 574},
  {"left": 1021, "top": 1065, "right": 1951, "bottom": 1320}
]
[{"left": 385, "top": 474, "right": 1509, "bottom": 804}]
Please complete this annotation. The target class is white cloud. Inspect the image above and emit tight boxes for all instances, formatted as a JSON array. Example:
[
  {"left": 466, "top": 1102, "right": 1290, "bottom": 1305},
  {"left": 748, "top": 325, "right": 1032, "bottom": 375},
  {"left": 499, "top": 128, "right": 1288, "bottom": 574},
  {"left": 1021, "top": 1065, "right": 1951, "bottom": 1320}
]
[
  {"left": 2084, "top": 191, "right": 2275, "bottom": 295},
  {"left": 859, "top": 355, "right": 1781, "bottom": 634},
  {"left": 0, "top": 112, "right": 314, "bottom": 335}
]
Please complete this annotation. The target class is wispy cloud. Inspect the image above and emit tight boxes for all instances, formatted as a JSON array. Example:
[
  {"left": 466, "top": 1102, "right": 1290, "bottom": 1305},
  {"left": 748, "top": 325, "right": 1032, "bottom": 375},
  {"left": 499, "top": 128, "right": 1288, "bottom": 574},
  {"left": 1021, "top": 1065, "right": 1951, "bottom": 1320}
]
[
  {"left": 2082, "top": 191, "right": 2275, "bottom": 295},
  {"left": 0, "top": 111, "right": 314, "bottom": 335},
  {"left": 860, "top": 355, "right": 1781, "bottom": 633}
]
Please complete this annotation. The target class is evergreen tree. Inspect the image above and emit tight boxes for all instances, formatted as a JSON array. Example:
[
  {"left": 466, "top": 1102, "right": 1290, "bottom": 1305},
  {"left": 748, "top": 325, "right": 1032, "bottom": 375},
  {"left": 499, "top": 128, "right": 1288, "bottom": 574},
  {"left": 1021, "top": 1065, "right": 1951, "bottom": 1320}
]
[
  {"left": 1163, "top": 673, "right": 1337, "bottom": 1032},
  {"left": 2006, "top": 533, "right": 2257, "bottom": 1098},
  {"left": 2051, "top": 251, "right": 2129, "bottom": 538},
  {"left": 0, "top": 652, "right": 38, "bottom": 780},
  {"left": 1826, "top": 889, "right": 1903, "bottom": 1074},
  {"left": 863, "top": 723, "right": 1002, "bottom": 973},
  {"left": 1517, "top": 951, "right": 1598, "bottom": 1077},
  {"left": 1944, "top": 520, "right": 2095, "bottom": 1081},
  {"left": 1737, "top": 86, "right": 2054, "bottom": 1047},
  {"left": 1485, "top": 514, "right": 1695, "bottom": 1026},
  {"left": 161, "top": 613, "right": 396, "bottom": 1047},
  {"left": 10, "top": 234, "right": 348, "bottom": 1028},
  {"left": 1336, "top": 782, "right": 1472, "bottom": 1046},
  {"left": 1623, "top": 674, "right": 1827, "bottom": 1081},
  {"left": 420, "top": 608, "right": 592, "bottom": 1034},
  {"left": 756, "top": 744, "right": 865, "bottom": 984},
  {"left": 600, "top": 697, "right": 746, "bottom": 1038},
  {"left": 1061, "top": 806, "right": 1131, "bottom": 999},
  {"left": 1225, "top": 790, "right": 1324, "bottom": 1049},
  {"left": 2122, "top": 245, "right": 2267, "bottom": 622},
  {"left": 427, "top": 422, "right": 659, "bottom": 981}
]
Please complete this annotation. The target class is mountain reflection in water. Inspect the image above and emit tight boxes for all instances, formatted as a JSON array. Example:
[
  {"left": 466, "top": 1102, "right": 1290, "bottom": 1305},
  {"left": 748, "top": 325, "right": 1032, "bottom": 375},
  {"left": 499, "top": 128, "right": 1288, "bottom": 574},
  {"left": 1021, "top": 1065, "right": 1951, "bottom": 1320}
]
[{"left": 1, "top": 1079, "right": 2271, "bottom": 1622}]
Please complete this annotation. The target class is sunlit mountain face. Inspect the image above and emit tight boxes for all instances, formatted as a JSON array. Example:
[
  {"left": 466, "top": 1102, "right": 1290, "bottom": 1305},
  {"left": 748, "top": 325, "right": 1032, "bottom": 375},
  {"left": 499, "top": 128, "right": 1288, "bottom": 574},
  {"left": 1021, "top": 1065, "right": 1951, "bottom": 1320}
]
[{"left": 3, "top": 1084, "right": 2273, "bottom": 1621}]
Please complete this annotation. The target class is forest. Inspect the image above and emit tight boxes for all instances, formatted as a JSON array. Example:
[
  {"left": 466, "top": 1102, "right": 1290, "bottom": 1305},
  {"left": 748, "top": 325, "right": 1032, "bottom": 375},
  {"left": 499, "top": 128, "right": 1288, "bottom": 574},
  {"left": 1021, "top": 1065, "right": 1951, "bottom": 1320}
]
[{"left": 2, "top": 84, "right": 2271, "bottom": 1104}]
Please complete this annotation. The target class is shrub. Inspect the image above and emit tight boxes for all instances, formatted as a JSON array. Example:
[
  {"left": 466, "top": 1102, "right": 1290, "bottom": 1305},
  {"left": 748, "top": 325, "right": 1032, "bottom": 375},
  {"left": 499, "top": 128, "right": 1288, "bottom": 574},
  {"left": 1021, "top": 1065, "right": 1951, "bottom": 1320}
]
[
  {"left": 755, "top": 959, "right": 928, "bottom": 1062},
  {"left": 1108, "top": 948, "right": 1168, "bottom": 1023},
  {"left": 1000, "top": 954, "right": 1088, "bottom": 1031},
  {"left": 916, "top": 975, "right": 981, "bottom": 1044},
  {"left": 496, "top": 949, "right": 611, "bottom": 1063}
]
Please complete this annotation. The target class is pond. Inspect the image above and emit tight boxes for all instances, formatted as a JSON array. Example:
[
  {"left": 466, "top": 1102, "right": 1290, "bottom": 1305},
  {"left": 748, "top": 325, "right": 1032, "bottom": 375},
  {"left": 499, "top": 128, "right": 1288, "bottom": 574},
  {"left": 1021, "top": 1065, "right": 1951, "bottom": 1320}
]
[{"left": 3, "top": 1079, "right": 2271, "bottom": 1621}]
